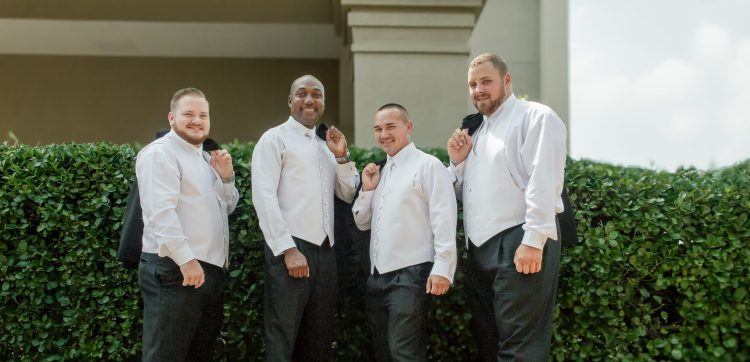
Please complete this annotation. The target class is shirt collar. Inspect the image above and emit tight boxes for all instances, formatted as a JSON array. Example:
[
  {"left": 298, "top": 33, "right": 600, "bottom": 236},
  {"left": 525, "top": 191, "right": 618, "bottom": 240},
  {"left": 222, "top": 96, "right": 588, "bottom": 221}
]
[
  {"left": 166, "top": 130, "right": 203, "bottom": 155},
  {"left": 484, "top": 93, "right": 517, "bottom": 125},
  {"left": 386, "top": 142, "right": 416, "bottom": 167},
  {"left": 285, "top": 116, "right": 317, "bottom": 138}
]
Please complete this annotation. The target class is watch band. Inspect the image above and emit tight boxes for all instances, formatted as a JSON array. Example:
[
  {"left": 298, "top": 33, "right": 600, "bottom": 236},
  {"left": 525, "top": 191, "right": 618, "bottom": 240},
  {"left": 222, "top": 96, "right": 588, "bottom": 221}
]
[
  {"left": 221, "top": 172, "right": 235, "bottom": 184},
  {"left": 336, "top": 149, "right": 351, "bottom": 163}
]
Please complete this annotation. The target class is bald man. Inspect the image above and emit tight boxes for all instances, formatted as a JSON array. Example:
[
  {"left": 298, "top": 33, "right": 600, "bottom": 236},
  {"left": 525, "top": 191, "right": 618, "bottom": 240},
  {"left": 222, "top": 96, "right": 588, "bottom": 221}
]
[{"left": 252, "top": 75, "right": 358, "bottom": 361}]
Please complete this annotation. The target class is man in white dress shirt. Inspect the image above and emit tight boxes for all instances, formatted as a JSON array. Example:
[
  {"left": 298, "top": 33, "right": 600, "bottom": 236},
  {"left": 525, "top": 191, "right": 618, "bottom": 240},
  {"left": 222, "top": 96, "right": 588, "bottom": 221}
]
[
  {"left": 136, "top": 88, "right": 239, "bottom": 361},
  {"left": 447, "top": 53, "right": 567, "bottom": 361},
  {"left": 251, "top": 75, "right": 358, "bottom": 361},
  {"left": 353, "top": 103, "right": 457, "bottom": 362}
]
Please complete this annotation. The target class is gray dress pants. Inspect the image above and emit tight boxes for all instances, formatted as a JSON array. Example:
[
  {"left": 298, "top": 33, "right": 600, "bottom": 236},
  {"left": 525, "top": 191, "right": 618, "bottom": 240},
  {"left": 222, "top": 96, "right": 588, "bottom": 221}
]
[{"left": 466, "top": 224, "right": 561, "bottom": 362}]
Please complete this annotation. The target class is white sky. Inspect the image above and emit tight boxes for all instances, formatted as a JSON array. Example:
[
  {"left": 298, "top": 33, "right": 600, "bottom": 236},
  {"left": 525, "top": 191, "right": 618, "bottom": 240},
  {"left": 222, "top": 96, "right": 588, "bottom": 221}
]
[{"left": 569, "top": 0, "right": 750, "bottom": 170}]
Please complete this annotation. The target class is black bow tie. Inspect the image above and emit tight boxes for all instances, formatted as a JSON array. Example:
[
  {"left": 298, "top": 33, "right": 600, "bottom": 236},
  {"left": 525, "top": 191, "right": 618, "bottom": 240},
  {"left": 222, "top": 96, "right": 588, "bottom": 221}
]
[{"left": 461, "top": 113, "right": 484, "bottom": 136}]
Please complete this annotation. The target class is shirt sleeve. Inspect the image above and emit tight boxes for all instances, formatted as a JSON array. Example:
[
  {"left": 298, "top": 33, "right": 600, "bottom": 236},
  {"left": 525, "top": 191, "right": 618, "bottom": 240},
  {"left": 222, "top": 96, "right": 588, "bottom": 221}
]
[
  {"left": 334, "top": 161, "right": 358, "bottom": 203},
  {"left": 447, "top": 161, "right": 466, "bottom": 201},
  {"left": 519, "top": 109, "right": 567, "bottom": 249},
  {"left": 136, "top": 147, "right": 195, "bottom": 266},
  {"left": 251, "top": 134, "right": 296, "bottom": 256},
  {"left": 352, "top": 189, "right": 374, "bottom": 231},
  {"left": 222, "top": 181, "right": 240, "bottom": 215},
  {"left": 424, "top": 159, "right": 458, "bottom": 283}
]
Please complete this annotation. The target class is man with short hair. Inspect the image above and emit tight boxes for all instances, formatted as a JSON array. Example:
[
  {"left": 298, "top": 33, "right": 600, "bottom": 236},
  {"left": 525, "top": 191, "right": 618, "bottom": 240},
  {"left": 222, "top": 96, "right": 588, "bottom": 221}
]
[
  {"left": 447, "top": 53, "right": 567, "bottom": 361},
  {"left": 353, "top": 103, "right": 457, "bottom": 362},
  {"left": 252, "top": 75, "right": 358, "bottom": 361},
  {"left": 137, "top": 87, "right": 239, "bottom": 361}
]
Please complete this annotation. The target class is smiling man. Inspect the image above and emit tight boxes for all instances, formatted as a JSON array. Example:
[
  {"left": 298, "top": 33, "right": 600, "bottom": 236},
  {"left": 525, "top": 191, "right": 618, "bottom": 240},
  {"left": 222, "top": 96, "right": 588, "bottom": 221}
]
[
  {"left": 447, "top": 53, "right": 567, "bottom": 361},
  {"left": 352, "top": 103, "right": 457, "bottom": 362},
  {"left": 136, "top": 88, "right": 239, "bottom": 361},
  {"left": 251, "top": 75, "right": 358, "bottom": 361}
]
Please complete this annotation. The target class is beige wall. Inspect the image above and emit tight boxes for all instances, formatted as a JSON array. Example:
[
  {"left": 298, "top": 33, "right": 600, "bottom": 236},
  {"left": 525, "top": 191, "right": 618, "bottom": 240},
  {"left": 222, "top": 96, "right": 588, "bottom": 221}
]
[
  {"left": 352, "top": 53, "right": 470, "bottom": 148},
  {"left": 0, "top": 0, "right": 333, "bottom": 23},
  {"left": 0, "top": 55, "right": 339, "bottom": 145}
]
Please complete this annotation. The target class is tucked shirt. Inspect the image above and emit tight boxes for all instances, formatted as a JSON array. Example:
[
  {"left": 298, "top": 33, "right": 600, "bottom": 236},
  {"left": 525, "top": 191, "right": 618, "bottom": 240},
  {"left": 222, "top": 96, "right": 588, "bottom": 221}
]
[
  {"left": 252, "top": 116, "right": 358, "bottom": 256},
  {"left": 353, "top": 143, "right": 458, "bottom": 282},
  {"left": 136, "top": 131, "right": 239, "bottom": 268},
  {"left": 450, "top": 94, "right": 567, "bottom": 249}
]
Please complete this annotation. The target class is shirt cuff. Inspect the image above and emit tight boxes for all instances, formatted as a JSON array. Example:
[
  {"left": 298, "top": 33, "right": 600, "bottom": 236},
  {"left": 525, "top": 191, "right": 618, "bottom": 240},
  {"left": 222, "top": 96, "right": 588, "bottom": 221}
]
[
  {"left": 356, "top": 189, "right": 374, "bottom": 205},
  {"left": 222, "top": 181, "right": 235, "bottom": 198},
  {"left": 430, "top": 262, "right": 455, "bottom": 284},
  {"left": 337, "top": 161, "right": 357, "bottom": 176},
  {"left": 268, "top": 236, "right": 297, "bottom": 257},
  {"left": 449, "top": 161, "right": 465, "bottom": 181},
  {"left": 521, "top": 228, "right": 548, "bottom": 250},
  {"left": 161, "top": 242, "right": 196, "bottom": 266}
]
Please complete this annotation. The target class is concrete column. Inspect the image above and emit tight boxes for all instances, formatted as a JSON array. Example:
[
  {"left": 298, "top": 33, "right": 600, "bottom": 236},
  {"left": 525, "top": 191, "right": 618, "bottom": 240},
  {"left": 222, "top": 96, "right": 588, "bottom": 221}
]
[
  {"left": 340, "top": 0, "right": 484, "bottom": 148},
  {"left": 540, "top": 0, "right": 569, "bottom": 129}
]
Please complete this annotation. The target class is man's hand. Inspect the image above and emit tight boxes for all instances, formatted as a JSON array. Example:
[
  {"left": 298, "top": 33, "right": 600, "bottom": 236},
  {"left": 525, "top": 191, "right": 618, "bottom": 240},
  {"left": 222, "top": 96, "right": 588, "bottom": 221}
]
[
  {"left": 447, "top": 128, "right": 472, "bottom": 165},
  {"left": 284, "top": 247, "right": 310, "bottom": 278},
  {"left": 426, "top": 275, "right": 451, "bottom": 295},
  {"left": 361, "top": 163, "right": 381, "bottom": 191},
  {"left": 325, "top": 126, "right": 348, "bottom": 158},
  {"left": 210, "top": 150, "right": 234, "bottom": 179},
  {"left": 180, "top": 259, "right": 205, "bottom": 288},
  {"left": 514, "top": 244, "right": 543, "bottom": 274}
]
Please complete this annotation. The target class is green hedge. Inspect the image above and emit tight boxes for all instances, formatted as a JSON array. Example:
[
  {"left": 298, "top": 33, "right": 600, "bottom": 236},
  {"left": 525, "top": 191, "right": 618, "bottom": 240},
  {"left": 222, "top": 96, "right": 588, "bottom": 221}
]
[{"left": 1, "top": 142, "right": 748, "bottom": 361}]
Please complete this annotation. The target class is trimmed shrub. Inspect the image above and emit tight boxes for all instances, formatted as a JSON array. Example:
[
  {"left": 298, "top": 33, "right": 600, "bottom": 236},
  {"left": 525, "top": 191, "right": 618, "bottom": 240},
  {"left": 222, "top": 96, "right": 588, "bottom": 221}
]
[{"left": 0, "top": 142, "right": 748, "bottom": 361}]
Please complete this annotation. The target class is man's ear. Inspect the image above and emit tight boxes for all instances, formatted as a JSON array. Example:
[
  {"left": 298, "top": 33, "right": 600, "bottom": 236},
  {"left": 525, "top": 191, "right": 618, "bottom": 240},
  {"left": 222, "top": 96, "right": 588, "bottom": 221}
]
[
  {"left": 167, "top": 111, "right": 175, "bottom": 128},
  {"left": 504, "top": 72, "right": 512, "bottom": 91}
]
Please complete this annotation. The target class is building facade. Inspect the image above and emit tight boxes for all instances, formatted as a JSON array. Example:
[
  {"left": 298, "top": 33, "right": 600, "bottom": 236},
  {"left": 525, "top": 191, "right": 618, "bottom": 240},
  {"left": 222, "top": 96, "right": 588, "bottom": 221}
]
[{"left": 0, "top": 0, "right": 568, "bottom": 147}]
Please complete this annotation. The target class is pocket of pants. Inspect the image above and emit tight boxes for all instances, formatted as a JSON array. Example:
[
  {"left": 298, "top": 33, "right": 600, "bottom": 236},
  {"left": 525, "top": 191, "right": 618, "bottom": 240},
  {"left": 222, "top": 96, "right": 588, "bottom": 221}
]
[{"left": 155, "top": 259, "right": 183, "bottom": 286}]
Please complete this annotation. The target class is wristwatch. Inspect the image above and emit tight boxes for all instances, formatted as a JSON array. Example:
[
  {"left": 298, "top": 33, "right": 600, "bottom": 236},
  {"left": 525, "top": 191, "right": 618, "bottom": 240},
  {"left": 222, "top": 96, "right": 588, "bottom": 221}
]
[
  {"left": 221, "top": 172, "right": 235, "bottom": 184},
  {"left": 335, "top": 149, "right": 351, "bottom": 163}
]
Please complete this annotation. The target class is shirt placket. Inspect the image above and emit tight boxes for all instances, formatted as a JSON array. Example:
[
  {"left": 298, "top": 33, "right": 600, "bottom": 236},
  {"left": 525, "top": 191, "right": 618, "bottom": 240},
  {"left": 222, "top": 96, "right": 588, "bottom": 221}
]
[
  {"left": 373, "top": 162, "right": 393, "bottom": 266},
  {"left": 310, "top": 131, "right": 331, "bottom": 243},
  {"left": 465, "top": 124, "right": 487, "bottom": 239}
]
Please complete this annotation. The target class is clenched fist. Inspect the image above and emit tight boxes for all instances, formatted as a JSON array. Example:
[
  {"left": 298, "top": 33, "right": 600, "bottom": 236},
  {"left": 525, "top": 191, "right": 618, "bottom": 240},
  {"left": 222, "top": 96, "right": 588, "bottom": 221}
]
[
  {"left": 447, "top": 128, "right": 472, "bottom": 165},
  {"left": 361, "top": 163, "right": 381, "bottom": 191}
]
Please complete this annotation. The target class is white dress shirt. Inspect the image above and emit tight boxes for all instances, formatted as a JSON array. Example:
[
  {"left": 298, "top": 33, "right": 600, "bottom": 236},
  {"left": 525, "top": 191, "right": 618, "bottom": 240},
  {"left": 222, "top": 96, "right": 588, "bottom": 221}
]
[
  {"left": 450, "top": 94, "right": 567, "bottom": 249},
  {"left": 136, "top": 131, "right": 239, "bottom": 268},
  {"left": 353, "top": 143, "right": 458, "bottom": 282},
  {"left": 252, "top": 117, "right": 358, "bottom": 256}
]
